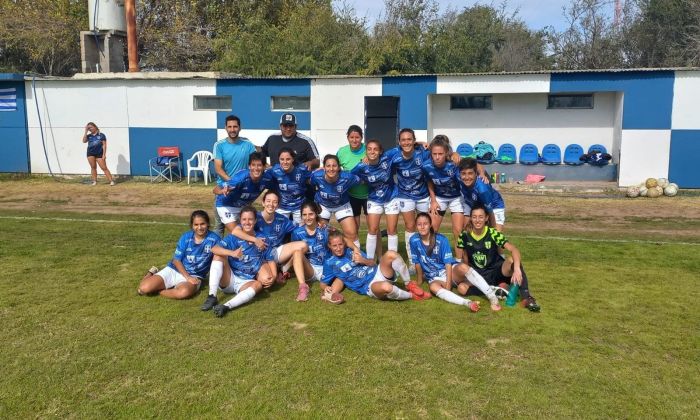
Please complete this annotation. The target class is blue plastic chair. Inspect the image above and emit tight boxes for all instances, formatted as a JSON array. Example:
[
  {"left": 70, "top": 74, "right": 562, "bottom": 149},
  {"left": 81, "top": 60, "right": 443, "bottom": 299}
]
[
  {"left": 456, "top": 143, "right": 474, "bottom": 158},
  {"left": 541, "top": 144, "right": 562, "bottom": 165},
  {"left": 588, "top": 144, "right": 607, "bottom": 154},
  {"left": 496, "top": 143, "right": 517, "bottom": 164},
  {"left": 519, "top": 143, "right": 540, "bottom": 165},
  {"left": 564, "top": 144, "right": 584, "bottom": 165}
]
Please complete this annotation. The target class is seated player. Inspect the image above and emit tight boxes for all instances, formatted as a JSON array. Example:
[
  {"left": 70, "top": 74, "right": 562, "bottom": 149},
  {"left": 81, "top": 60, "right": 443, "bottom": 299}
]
[
  {"left": 138, "top": 210, "right": 220, "bottom": 299},
  {"left": 213, "top": 152, "right": 274, "bottom": 233},
  {"left": 410, "top": 212, "right": 501, "bottom": 311},
  {"left": 290, "top": 201, "right": 331, "bottom": 302},
  {"left": 457, "top": 204, "right": 541, "bottom": 312},
  {"left": 321, "top": 230, "right": 430, "bottom": 302},
  {"left": 201, "top": 206, "right": 274, "bottom": 316},
  {"left": 457, "top": 157, "right": 506, "bottom": 231}
]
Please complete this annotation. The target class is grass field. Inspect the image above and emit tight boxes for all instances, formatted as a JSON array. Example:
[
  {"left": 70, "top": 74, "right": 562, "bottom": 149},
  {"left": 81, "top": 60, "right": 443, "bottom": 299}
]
[{"left": 1, "top": 178, "right": 699, "bottom": 418}]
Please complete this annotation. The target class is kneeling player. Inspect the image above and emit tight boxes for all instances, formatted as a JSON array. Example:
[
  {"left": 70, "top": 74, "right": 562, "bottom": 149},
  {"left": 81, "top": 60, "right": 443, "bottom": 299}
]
[
  {"left": 201, "top": 206, "right": 274, "bottom": 316},
  {"left": 410, "top": 212, "right": 501, "bottom": 311},
  {"left": 138, "top": 210, "right": 219, "bottom": 300},
  {"left": 457, "top": 204, "right": 540, "bottom": 312},
  {"left": 321, "top": 231, "right": 430, "bottom": 302}
]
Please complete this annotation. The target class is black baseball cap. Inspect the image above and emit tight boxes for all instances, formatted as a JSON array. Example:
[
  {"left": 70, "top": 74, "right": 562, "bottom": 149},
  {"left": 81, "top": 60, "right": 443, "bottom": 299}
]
[{"left": 280, "top": 113, "right": 296, "bottom": 126}]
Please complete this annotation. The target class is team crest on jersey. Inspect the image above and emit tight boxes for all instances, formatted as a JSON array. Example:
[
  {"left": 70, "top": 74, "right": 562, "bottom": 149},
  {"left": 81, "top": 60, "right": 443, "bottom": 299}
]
[
  {"left": 340, "top": 263, "right": 352, "bottom": 272},
  {"left": 415, "top": 157, "right": 422, "bottom": 165},
  {"left": 368, "top": 175, "right": 376, "bottom": 182},
  {"left": 485, "top": 241, "right": 491, "bottom": 249},
  {"left": 447, "top": 168, "right": 453, "bottom": 176},
  {"left": 381, "top": 162, "right": 388, "bottom": 169},
  {"left": 275, "top": 224, "right": 281, "bottom": 232},
  {"left": 402, "top": 170, "right": 411, "bottom": 177},
  {"left": 204, "top": 245, "right": 212, "bottom": 253},
  {"left": 316, "top": 232, "right": 324, "bottom": 241},
  {"left": 473, "top": 252, "right": 487, "bottom": 268},
  {"left": 336, "top": 185, "right": 343, "bottom": 192},
  {"left": 295, "top": 173, "right": 301, "bottom": 181},
  {"left": 187, "top": 255, "right": 195, "bottom": 263}
]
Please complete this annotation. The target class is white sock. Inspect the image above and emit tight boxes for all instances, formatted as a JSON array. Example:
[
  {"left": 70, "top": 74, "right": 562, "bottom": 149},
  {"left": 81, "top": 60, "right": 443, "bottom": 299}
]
[
  {"left": 353, "top": 239, "right": 362, "bottom": 251},
  {"left": 387, "top": 285, "right": 412, "bottom": 300},
  {"left": 466, "top": 267, "right": 495, "bottom": 298},
  {"left": 224, "top": 287, "right": 256, "bottom": 309},
  {"left": 405, "top": 231, "right": 415, "bottom": 262},
  {"left": 208, "top": 260, "right": 223, "bottom": 296},
  {"left": 388, "top": 234, "right": 398, "bottom": 252},
  {"left": 366, "top": 234, "right": 377, "bottom": 260},
  {"left": 390, "top": 256, "right": 410, "bottom": 284},
  {"left": 436, "top": 288, "right": 472, "bottom": 306}
]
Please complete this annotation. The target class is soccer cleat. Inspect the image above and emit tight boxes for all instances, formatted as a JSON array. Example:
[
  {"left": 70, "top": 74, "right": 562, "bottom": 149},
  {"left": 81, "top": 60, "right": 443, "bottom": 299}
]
[
  {"left": 467, "top": 300, "right": 480, "bottom": 313},
  {"left": 522, "top": 296, "right": 541, "bottom": 312},
  {"left": 406, "top": 281, "right": 429, "bottom": 299},
  {"left": 110, "top": 180, "right": 115, "bottom": 186},
  {"left": 320, "top": 289, "right": 344, "bottom": 304},
  {"left": 491, "top": 285, "right": 509, "bottom": 300},
  {"left": 410, "top": 291, "right": 431, "bottom": 301},
  {"left": 213, "top": 304, "right": 230, "bottom": 318},
  {"left": 200, "top": 295, "right": 218, "bottom": 311},
  {"left": 296, "top": 283, "right": 310, "bottom": 302},
  {"left": 488, "top": 296, "right": 502, "bottom": 311}
]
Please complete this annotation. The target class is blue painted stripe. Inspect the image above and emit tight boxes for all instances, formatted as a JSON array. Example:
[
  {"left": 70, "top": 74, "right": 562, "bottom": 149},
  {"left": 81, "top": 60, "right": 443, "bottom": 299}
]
[
  {"left": 669, "top": 130, "right": 700, "bottom": 188},
  {"left": 215, "top": 79, "right": 311, "bottom": 130},
  {"left": 550, "top": 71, "right": 675, "bottom": 130},
  {"left": 0, "top": 81, "right": 28, "bottom": 172},
  {"left": 382, "top": 76, "right": 437, "bottom": 130},
  {"left": 128, "top": 127, "right": 218, "bottom": 176}
]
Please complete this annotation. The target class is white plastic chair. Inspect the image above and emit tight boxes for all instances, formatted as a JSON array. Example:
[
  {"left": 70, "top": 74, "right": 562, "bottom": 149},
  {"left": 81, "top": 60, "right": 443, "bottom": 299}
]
[{"left": 186, "top": 150, "right": 213, "bottom": 185}]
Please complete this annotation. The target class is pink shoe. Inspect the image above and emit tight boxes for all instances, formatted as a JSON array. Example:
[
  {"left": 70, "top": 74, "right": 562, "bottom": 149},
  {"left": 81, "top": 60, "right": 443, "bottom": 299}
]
[
  {"left": 276, "top": 271, "right": 290, "bottom": 285},
  {"left": 406, "top": 281, "right": 429, "bottom": 299},
  {"left": 467, "top": 300, "right": 480, "bottom": 313},
  {"left": 296, "top": 283, "right": 310, "bottom": 302}
]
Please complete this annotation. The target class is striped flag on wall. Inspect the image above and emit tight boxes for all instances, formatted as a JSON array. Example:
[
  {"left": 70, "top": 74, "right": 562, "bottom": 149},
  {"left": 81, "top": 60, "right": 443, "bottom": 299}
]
[{"left": 0, "top": 88, "right": 17, "bottom": 111}]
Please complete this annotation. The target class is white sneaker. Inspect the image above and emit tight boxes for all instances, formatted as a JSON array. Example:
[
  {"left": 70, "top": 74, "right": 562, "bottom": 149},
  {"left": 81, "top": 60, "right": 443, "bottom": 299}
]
[
  {"left": 109, "top": 180, "right": 115, "bottom": 186},
  {"left": 90, "top": 181, "right": 97, "bottom": 186}
]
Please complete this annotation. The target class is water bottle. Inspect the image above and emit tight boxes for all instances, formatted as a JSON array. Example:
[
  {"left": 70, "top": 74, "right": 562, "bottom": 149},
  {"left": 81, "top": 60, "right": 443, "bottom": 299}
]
[
  {"left": 506, "top": 283, "right": 519, "bottom": 307},
  {"left": 500, "top": 172, "right": 506, "bottom": 183}
]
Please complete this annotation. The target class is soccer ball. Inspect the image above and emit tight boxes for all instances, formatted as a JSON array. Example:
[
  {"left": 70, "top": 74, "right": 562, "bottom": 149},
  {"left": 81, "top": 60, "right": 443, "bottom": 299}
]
[
  {"left": 647, "top": 185, "right": 663, "bottom": 198},
  {"left": 645, "top": 178, "right": 658, "bottom": 188},
  {"left": 639, "top": 185, "right": 648, "bottom": 197},
  {"left": 626, "top": 186, "right": 640, "bottom": 198},
  {"left": 664, "top": 183, "right": 679, "bottom": 196},
  {"left": 657, "top": 178, "right": 669, "bottom": 188}
]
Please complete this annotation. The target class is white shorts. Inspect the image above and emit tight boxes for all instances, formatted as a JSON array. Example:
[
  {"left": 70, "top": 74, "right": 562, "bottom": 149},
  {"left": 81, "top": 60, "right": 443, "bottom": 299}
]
[
  {"left": 157, "top": 266, "right": 201, "bottom": 289},
  {"left": 276, "top": 208, "right": 302, "bottom": 225},
  {"left": 220, "top": 269, "right": 255, "bottom": 294},
  {"left": 366, "top": 267, "right": 394, "bottom": 299},
  {"left": 311, "top": 264, "right": 323, "bottom": 281},
  {"left": 367, "top": 198, "right": 400, "bottom": 215},
  {"left": 216, "top": 206, "right": 241, "bottom": 225},
  {"left": 398, "top": 196, "right": 430, "bottom": 213},
  {"left": 493, "top": 208, "right": 506, "bottom": 226},
  {"left": 435, "top": 196, "right": 464, "bottom": 214},
  {"left": 266, "top": 245, "right": 284, "bottom": 263},
  {"left": 320, "top": 202, "right": 354, "bottom": 221}
]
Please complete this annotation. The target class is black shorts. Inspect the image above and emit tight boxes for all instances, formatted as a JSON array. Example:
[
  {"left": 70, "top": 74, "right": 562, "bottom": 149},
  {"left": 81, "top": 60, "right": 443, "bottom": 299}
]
[
  {"left": 349, "top": 196, "right": 367, "bottom": 217},
  {"left": 477, "top": 258, "right": 511, "bottom": 286},
  {"left": 87, "top": 150, "right": 103, "bottom": 158}
]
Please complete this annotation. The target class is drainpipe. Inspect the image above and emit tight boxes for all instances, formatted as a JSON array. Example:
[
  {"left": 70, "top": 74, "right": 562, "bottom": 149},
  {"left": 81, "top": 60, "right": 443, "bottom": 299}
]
[{"left": 125, "top": 0, "right": 139, "bottom": 72}]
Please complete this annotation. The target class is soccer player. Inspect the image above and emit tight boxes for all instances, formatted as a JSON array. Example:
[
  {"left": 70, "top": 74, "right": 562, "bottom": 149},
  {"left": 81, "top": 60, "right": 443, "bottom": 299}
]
[
  {"left": 138, "top": 210, "right": 219, "bottom": 299},
  {"left": 82, "top": 122, "right": 115, "bottom": 186},
  {"left": 202, "top": 206, "right": 275, "bottom": 317},
  {"left": 422, "top": 135, "right": 465, "bottom": 257},
  {"left": 410, "top": 212, "right": 501, "bottom": 311},
  {"left": 321, "top": 231, "right": 430, "bottom": 302},
  {"left": 213, "top": 152, "right": 273, "bottom": 233},
  {"left": 457, "top": 157, "right": 506, "bottom": 231},
  {"left": 457, "top": 204, "right": 541, "bottom": 312},
  {"left": 309, "top": 154, "right": 362, "bottom": 250},
  {"left": 337, "top": 125, "right": 369, "bottom": 231},
  {"left": 268, "top": 147, "right": 312, "bottom": 225},
  {"left": 351, "top": 139, "right": 400, "bottom": 260},
  {"left": 290, "top": 201, "right": 331, "bottom": 301}
]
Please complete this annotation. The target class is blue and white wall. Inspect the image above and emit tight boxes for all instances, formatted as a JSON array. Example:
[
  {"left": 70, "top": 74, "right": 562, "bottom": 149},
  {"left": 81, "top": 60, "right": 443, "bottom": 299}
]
[{"left": 3, "top": 70, "right": 699, "bottom": 187}]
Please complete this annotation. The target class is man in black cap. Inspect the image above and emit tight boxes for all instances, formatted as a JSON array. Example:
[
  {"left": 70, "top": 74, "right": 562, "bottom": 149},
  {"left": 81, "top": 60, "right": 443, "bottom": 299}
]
[{"left": 261, "top": 113, "right": 320, "bottom": 171}]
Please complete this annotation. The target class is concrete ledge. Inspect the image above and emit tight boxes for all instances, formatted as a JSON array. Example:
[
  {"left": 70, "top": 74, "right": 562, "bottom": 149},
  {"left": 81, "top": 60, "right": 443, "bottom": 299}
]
[{"left": 483, "top": 163, "right": 617, "bottom": 182}]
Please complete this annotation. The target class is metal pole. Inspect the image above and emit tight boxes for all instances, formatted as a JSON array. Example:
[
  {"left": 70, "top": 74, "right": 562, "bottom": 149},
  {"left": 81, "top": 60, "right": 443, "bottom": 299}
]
[{"left": 125, "top": 0, "right": 139, "bottom": 72}]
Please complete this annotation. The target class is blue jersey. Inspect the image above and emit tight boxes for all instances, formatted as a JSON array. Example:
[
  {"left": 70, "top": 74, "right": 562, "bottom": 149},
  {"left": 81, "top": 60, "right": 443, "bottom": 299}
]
[
  {"left": 409, "top": 233, "right": 457, "bottom": 281},
  {"left": 215, "top": 169, "right": 274, "bottom": 208},
  {"left": 422, "top": 160, "right": 461, "bottom": 199},
  {"left": 255, "top": 212, "right": 296, "bottom": 259},
  {"left": 385, "top": 147, "right": 431, "bottom": 200},
  {"left": 218, "top": 234, "right": 265, "bottom": 280},
  {"left": 291, "top": 224, "right": 330, "bottom": 267},
  {"left": 309, "top": 170, "right": 360, "bottom": 208},
  {"left": 322, "top": 248, "right": 377, "bottom": 295},
  {"left": 167, "top": 230, "right": 220, "bottom": 278},
  {"left": 351, "top": 155, "right": 398, "bottom": 203},
  {"left": 86, "top": 132, "right": 106, "bottom": 155},
  {"left": 457, "top": 176, "right": 505, "bottom": 211},
  {"left": 268, "top": 164, "right": 312, "bottom": 211}
]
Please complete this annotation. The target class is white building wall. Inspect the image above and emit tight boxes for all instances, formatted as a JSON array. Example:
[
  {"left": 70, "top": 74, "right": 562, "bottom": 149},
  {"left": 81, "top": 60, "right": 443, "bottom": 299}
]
[
  {"left": 310, "top": 78, "right": 382, "bottom": 156},
  {"left": 436, "top": 74, "right": 550, "bottom": 94},
  {"left": 26, "top": 80, "right": 131, "bottom": 174},
  {"left": 671, "top": 71, "right": 700, "bottom": 129},
  {"left": 126, "top": 79, "right": 216, "bottom": 128},
  {"left": 618, "top": 130, "right": 670, "bottom": 186},
  {"left": 429, "top": 92, "right": 617, "bottom": 153}
]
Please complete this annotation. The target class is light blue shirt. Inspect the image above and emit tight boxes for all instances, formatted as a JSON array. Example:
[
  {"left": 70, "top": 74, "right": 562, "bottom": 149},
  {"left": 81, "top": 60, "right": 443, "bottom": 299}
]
[{"left": 213, "top": 137, "right": 256, "bottom": 180}]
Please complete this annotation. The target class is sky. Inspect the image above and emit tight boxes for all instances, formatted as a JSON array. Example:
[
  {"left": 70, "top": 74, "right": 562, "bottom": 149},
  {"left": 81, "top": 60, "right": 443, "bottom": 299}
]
[{"left": 340, "top": 0, "right": 615, "bottom": 32}]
